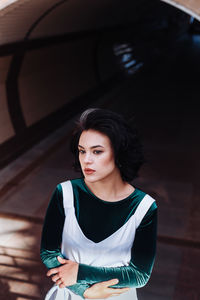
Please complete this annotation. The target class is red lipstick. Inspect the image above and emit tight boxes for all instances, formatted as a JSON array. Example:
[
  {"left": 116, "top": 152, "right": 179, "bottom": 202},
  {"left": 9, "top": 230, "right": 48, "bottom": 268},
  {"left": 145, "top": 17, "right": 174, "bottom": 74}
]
[{"left": 84, "top": 168, "right": 95, "bottom": 175}]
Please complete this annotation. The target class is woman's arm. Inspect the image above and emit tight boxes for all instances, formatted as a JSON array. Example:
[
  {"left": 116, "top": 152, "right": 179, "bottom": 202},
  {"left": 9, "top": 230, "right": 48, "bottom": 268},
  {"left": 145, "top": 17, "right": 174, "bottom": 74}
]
[
  {"left": 77, "top": 202, "right": 157, "bottom": 288},
  {"left": 40, "top": 185, "right": 65, "bottom": 268},
  {"left": 40, "top": 185, "right": 91, "bottom": 297},
  {"left": 41, "top": 185, "right": 157, "bottom": 296}
]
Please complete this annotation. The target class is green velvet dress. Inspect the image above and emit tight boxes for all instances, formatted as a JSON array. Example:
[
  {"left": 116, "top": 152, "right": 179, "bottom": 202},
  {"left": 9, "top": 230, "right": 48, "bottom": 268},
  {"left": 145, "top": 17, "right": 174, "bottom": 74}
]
[{"left": 40, "top": 178, "right": 157, "bottom": 299}]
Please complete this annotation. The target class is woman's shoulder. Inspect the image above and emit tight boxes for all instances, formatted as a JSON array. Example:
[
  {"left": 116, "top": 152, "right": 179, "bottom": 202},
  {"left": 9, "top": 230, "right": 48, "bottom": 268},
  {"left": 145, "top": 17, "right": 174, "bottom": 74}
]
[
  {"left": 56, "top": 177, "right": 82, "bottom": 187},
  {"left": 135, "top": 186, "right": 157, "bottom": 201},
  {"left": 55, "top": 178, "right": 84, "bottom": 197},
  {"left": 132, "top": 189, "right": 157, "bottom": 229},
  {"left": 134, "top": 187, "right": 157, "bottom": 213},
  {"left": 70, "top": 177, "right": 83, "bottom": 185}
]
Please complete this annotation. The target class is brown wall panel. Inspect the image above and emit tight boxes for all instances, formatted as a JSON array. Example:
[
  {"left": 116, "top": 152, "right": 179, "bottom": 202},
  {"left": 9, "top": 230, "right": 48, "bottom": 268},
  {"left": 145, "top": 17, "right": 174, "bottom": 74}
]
[
  {"left": 19, "top": 38, "right": 98, "bottom": 126},
  {"left": 30, "top": 0, "right": 149, "bottom": 38},
  {"left": 0, "top": 56, "right": 15, "bottom": 144}
]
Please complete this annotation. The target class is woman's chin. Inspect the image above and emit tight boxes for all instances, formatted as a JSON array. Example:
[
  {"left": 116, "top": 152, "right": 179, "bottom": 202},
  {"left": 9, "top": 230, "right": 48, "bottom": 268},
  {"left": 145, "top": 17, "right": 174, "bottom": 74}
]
[{"left": 84, "top": 174, "right": 99, "bottom": 183}]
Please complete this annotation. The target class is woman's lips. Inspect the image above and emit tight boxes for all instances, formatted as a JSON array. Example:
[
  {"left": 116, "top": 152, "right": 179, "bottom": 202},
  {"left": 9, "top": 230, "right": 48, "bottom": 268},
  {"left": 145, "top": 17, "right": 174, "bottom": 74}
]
[{"left": 84, "top": 168, "right": 95, "bottom": 175}]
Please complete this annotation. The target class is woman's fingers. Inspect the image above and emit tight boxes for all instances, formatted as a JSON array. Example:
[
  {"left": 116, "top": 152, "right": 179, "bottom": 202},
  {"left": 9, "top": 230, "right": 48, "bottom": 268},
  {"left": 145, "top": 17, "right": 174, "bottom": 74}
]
[
  {"left": 57, "top": 256, "right": 68, "bottom": 264},
  {"left": 59, "top": 283, "right": 66, "bottom": 289},
  {"left": 107, "top": 288, "right": 130, "bottom": 298},
  {"left": 52, "top": 275, "right": 60, "bottom": 282},
  {"left": 83, "top": 280, "right": 130, "bottom": 299},
  {"left": 102, "top": 279, "right": 119, "bottom": 287},
  {"left": 104, "top": 280, "right": 130, "bottom": 297},
  {"left": 46, "top": 268, "right": 58, "bottom": 277},
  {"left": 110, "top": 287, "right": 130, "bottom": 294},
  {"left": 55, "top": 279, "right": 62, "bottom": 285},
  {"left": 55, "top": 278, "right": 65, "bottom": 288},
  {"left": 46, "top": 257, "right": 69, "bottom": 277},
  {"left": 46, "top": 259, "right": 78, "bottom": 286},
  {"left": 47, "top": 261, "right": 78, "bottom": 287}
]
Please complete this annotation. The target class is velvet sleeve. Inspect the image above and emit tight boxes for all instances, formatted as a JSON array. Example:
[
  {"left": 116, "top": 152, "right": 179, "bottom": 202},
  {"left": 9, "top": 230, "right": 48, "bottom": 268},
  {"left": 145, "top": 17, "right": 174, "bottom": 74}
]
[
  {"left": 77, "top": 202, "right": 157, "bottom": 288},
  {"left": 40, "top": 185, "right": 91, "bottom": 298},
  {"left": 40, "top": 185, "right": 157, "bottom": 297},
  {"left": 40, "top": 184, "right": 65, "bottom": 268}
]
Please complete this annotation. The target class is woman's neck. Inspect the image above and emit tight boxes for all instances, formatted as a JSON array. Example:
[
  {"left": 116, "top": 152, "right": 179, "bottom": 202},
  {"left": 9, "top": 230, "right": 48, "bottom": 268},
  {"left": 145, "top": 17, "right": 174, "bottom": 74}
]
[{"left": 84, "top": 173, "right": 135, "bottom": 202}]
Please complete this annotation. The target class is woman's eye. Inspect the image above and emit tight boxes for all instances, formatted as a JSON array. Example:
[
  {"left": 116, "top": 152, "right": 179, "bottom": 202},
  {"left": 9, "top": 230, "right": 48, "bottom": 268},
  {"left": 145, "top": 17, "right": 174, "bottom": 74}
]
[
  {"left": 78, "top": 149, "right": 102, "bottom": 154},
  {"left": 78, "top": 150, "right": 85, "bottom": 154},
  {"left": 94, "top": 150, "right": 102, "bottom": 154}
]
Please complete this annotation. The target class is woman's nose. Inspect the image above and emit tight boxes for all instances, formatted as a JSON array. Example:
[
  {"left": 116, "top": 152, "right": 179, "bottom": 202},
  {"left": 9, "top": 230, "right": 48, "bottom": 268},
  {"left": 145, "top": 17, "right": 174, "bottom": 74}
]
[{"left": 84, "top": 153, "right": 93, "bottom": 163}]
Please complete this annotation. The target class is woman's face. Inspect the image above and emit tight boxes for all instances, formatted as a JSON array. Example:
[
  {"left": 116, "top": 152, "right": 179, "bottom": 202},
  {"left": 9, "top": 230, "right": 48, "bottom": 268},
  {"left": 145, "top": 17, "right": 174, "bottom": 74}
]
[{"left": 78, "top": 129, "right": 118, "bottom": 183}]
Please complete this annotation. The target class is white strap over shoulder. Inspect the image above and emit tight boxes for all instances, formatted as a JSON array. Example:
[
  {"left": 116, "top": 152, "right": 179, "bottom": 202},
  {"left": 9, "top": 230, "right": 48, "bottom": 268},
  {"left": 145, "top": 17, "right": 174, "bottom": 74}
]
[
  {"left": 134, "top": 194, "right": 155, "bottom": 229},
  {"left": 60, "top": 180, "right": 74, "bottom": 209}
]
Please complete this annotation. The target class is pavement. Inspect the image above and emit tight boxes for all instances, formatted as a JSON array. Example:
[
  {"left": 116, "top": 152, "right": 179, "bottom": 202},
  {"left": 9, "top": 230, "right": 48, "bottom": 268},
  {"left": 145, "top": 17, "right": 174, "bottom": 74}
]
[{"left": 0, "top": 32, "right": 200, "bottom": 300}]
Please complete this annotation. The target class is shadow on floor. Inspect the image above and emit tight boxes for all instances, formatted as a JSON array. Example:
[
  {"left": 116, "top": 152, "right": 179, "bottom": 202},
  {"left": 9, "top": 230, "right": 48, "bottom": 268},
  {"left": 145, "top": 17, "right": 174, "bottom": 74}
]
[{"left": 0, "top": 220, "right": 51, "bottom": 300}]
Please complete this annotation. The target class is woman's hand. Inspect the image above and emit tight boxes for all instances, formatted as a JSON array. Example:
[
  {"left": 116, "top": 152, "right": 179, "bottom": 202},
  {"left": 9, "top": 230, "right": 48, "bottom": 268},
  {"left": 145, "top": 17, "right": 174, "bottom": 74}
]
[
  {"left": 46, "top": 256, "right": 78, "bottom": 288},
  {"left": 83, "top": 279, "right": 130, "bottom": 299}
]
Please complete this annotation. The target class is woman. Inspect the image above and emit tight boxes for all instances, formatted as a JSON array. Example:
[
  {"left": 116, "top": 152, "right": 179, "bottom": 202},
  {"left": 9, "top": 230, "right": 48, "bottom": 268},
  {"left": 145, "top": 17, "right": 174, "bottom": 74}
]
[{"left": 40, "top": 108, "right": 157, "bottom": 300}]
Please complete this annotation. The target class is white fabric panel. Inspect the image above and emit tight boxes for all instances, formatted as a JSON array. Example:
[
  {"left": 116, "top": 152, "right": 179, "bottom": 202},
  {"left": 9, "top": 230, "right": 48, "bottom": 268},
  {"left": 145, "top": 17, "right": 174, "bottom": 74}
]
[
  {"left": 46, "top": 180, "right": 156, "bottom": 300},
  {"left": 45, "top": 284, "right": 137, "bottom": 300},
  {"left": 134, "top": 194, "right": 155, "bottom": 229},
  {"left": 60, "top": 180, "right": 74, "bottom": 208}
]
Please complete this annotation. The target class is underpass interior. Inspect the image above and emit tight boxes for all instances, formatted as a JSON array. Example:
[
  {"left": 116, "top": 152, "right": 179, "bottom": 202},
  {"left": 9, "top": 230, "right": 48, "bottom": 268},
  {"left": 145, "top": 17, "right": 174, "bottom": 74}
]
[{"left": 0, "top": 0, "right": 200, "bottom": 299}]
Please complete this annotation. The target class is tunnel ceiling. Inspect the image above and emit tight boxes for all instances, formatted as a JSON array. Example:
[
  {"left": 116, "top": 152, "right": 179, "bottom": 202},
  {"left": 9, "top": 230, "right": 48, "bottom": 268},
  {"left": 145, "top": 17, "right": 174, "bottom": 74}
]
[
  {"left": 0, "top": 0, "right": 198, "bottom": 168},
  {"left": 0, "top": 0, "right": 199, "bottom": 47},
  {"left": 0, "top": 0, "right": 158, "bottom": 46},
  {"left": 162, "top": 0, "right": 200, "bottom": 21}
]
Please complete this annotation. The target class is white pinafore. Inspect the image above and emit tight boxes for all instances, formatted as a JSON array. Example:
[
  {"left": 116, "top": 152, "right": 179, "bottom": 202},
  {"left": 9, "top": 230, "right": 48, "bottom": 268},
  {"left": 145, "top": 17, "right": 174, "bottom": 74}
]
[{"left": 45, "top": 181, "right": 155, "bottom": 300}]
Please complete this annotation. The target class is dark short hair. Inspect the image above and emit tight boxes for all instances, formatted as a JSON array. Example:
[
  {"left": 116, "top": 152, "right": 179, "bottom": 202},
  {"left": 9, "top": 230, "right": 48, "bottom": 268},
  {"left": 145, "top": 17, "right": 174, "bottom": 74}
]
[{"left": 70, "top": 108, "right": 144, "bottom": 182}]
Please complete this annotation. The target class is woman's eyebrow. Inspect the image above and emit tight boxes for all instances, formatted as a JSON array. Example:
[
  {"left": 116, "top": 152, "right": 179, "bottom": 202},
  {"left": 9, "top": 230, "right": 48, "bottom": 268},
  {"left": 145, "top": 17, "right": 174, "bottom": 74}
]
[{"left": 78, "top": 145, "right": 104, "bottom": 149}]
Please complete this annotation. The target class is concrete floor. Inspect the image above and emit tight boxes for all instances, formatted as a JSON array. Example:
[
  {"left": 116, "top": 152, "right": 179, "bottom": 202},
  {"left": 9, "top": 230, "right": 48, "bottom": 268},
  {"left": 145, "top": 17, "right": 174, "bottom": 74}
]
[{"left": 0, "top": 32, "right": 200, "bottom": 300}]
